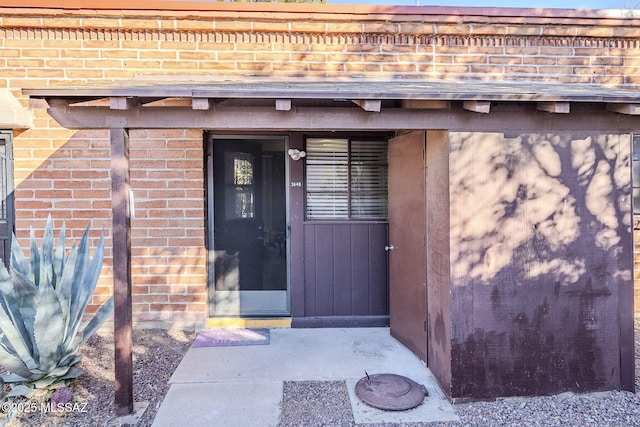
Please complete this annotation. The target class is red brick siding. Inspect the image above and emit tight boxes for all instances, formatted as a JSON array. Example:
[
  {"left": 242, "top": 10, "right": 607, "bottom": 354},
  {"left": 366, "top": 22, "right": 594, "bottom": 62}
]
[
  {"left": 129, "top": 129, "right": 207, "bottom": 322},
  {"left": 1, "top": 6, "right": 639, "bottom": 321}
]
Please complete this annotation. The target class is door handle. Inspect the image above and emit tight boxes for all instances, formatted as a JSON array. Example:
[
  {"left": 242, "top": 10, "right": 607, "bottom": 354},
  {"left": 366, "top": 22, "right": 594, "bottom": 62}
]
[{"left": 385, "top": 245, "right": 395, "bottom": 252}]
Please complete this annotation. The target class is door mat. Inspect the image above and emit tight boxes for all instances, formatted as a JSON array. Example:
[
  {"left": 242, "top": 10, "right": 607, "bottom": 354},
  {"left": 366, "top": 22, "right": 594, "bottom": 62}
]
[{"left": 191, "top": 328, "right": 270, "bottom": 348}]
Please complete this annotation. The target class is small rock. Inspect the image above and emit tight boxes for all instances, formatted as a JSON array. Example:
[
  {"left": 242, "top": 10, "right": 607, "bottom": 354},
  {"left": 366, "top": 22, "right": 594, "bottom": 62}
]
[{"left": 50, "top": 386, "right": 73, "bottom": 406}]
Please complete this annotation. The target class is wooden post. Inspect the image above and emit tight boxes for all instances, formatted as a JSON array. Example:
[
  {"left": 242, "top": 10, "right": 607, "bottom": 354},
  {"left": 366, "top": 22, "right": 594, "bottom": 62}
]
[{"left": 110, "top": 128, "right": 133, "bottom": 416}]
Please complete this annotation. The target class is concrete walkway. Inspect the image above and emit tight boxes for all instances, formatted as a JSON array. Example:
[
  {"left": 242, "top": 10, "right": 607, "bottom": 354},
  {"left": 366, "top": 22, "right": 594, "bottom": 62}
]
[{"left": 152, "top": 327, "right": 459, "bottom": 426}]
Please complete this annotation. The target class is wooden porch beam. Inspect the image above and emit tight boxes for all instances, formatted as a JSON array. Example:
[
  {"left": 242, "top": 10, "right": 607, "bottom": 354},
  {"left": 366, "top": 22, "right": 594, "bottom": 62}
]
[
  {"left": 463, "top": 100, "right": 491, "bottom": 114},
  {"left": 45, "top": 105, "right": 640, "bottom": 132},
  {"left": 537, "top": 102, "right": 570, "bottom": 114},
  {"left": 276, "top": 99, "right": 292, "bottom": 111},
  {"left": 607, "top": 103, "right": 640, "bottom": 115},
  {"left": 110, "top": 128, "right": 133, "bottom": 416},
  {"left": 351, "top": 99, "right": 381, "bottom": 112}
]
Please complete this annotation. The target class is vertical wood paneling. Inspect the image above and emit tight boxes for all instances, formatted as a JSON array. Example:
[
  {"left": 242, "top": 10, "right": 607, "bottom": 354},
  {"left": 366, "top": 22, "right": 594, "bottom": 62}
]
[
  {"left": 333, "top": 224, "right": 352, "bottom": 316},
  {"left": 303, "top": 225, "right": 317, "bottom": 316},
  {"left": 351, "top": 225, "right": 370, "bottom": 315},
  {"left": 314, "top": 224, "right": 335, "bottom": 316},
  {"left": 369, "top": 224, "right": 389, "bottom": 315},
  {"left": 302, "top": 222, "right": 388, "bottom": 318}
]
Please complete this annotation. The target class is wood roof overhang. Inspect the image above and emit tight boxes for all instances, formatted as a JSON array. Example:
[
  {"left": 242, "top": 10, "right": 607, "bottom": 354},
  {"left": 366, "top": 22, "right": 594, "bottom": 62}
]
[
  {"left": 24, "top": 79, "right": 640, "bottom": 133},
  {"left": 22, "top": 77, "right": 640, "bottom": 417}
]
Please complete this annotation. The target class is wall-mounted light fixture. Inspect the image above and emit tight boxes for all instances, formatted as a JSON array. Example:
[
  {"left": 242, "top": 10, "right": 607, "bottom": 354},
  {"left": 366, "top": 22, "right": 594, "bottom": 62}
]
[{"left": 288, "top": 149, "right": 306, "bottom": 161}]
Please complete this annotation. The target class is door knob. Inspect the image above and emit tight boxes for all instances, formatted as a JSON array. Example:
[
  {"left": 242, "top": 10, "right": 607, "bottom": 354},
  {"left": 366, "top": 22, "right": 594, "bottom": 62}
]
[{"left": 385, "top": 245, "right": 395, "bottom": 252}]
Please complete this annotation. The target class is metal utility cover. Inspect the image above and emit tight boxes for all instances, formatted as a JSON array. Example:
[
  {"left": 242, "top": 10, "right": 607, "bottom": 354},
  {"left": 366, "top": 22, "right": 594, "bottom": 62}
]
[{"left": 355, "top": 373, "right": 428, "bottom": 411}]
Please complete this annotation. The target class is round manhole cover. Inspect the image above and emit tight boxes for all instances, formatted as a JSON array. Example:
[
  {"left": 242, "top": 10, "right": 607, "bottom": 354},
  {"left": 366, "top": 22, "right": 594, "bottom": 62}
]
[{"left": 355, "top": 373, "right": 428, "bottom": 411}]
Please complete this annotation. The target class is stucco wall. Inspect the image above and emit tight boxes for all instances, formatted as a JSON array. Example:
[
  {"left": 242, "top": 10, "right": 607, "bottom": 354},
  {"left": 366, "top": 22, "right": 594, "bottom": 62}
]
[{"left": 0, "top": 3, "right": 639, "bottom": 322}]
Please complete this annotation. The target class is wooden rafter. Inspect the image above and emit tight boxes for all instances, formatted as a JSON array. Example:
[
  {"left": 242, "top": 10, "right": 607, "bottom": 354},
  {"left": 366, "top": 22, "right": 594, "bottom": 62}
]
[
  {"left": 276, "top": 99, "right": 292, "bottom": 111},
  {"left": 463, "top": 100, "right": 491, "bottom": 114},
  {"left": 607, "top": 103, "right": 640, "bottom": 115},
  {"left": 192, "top": 98, "right": 214, "bottom": 110},
  {"left": 351, "top": 99, "right": 381, "bottom": 112},
  {"left": 537, "top": 102, "right": 570, "bottom": 114}
]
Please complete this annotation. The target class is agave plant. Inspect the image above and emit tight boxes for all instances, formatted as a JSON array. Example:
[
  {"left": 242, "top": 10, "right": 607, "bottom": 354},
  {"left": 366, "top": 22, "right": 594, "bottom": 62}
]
[{"left": 0, "top": 216, "right": 113, "bottom": 397}]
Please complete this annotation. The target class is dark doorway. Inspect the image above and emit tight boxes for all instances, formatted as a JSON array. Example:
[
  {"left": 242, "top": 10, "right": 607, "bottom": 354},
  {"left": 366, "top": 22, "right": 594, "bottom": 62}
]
[
  {"left": 207, "top": 135, "right": 289, "bottom": 317},
  {"left": 0, "top": 132, "right": 13, "bottom": 269}
]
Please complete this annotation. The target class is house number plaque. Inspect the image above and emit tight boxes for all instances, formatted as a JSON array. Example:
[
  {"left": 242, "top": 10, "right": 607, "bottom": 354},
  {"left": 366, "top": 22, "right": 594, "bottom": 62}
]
[{"left": 290, "top": 181, "right": 302, "bottom": 187}]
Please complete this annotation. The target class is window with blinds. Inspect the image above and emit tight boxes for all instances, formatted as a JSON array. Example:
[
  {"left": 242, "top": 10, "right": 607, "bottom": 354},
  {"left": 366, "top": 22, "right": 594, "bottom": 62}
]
[{"left": 305, "top": 138, "right": 388, "bottom": 220}]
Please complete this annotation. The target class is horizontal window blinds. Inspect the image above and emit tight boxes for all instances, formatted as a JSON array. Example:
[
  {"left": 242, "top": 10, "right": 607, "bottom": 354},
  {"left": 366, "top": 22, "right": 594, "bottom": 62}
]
[
  {"left": 306, "top": 138, "right": 387, "bottom": 220},
  {"left": 351, "top": 140, "right": 388, "bottom": 219}
]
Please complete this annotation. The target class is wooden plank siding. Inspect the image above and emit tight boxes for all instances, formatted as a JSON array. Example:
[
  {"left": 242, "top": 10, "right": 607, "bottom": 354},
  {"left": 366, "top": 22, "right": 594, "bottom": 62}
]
[{"left": 298, "top": 222, "right": 388, "bottom": 325}]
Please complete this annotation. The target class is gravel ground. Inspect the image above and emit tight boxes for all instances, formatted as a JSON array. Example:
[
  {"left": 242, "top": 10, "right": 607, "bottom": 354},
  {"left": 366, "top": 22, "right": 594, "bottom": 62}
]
[
  {"left": 1, "top": 322, "right": 639, "bottom": 426},
  {"left": 4, "top": 328, "right": 195, "bottom": 427},
  {"left": 279, "top": 319, "right": 640, "bottom": 427},
  {"left": 279, "top": 383, "right": 640, "bottom": 427}
]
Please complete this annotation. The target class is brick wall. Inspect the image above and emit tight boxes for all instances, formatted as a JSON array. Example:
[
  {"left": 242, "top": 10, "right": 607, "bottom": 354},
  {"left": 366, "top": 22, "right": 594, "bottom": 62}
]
[
  {"left": 0, "top": 3, "right": 638, "bottom": 323},
  {"left": 129, "top": 129, "right": 207, "bottom": 323}
]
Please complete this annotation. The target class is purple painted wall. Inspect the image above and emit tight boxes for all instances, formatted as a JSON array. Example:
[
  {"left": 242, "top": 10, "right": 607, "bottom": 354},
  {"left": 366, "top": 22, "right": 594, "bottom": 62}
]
[
  {"left": 288, "top": 133, "right": 389, "bottom": 327},
  {"left": 447, "top": 132, "right": 634, "bottom": 398},
  {"left": 298, "top": 222, "right": 388, "bottom": 324}
]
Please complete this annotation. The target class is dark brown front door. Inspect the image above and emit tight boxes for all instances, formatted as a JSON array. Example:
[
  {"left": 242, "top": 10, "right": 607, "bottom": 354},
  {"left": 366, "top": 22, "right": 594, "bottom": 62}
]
[
  {"left": 214, "top": 140, "right": 264, "bottom": 290},
  {"left": 388, "top": 131, "right": 427, "bottom": 361},
  {"left": 208, "top": 136, "right": 289, "bottom": 316}
]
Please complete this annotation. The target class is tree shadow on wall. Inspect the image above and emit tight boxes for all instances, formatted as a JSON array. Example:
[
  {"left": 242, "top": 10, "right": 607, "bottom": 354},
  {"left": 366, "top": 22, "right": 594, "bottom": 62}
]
[{"left": 448, "top": 132, "right": 632, "bottom": 398}]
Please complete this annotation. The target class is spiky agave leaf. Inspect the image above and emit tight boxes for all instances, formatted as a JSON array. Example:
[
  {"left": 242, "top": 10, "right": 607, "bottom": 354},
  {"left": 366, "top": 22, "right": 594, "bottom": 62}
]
[
  {"left": 39, "top": 215, "right": 55, "bottom": 291},
  {"left": 0, "top": 220, "right": 112, "bottom": 393},
  {"left": 29, "top": 228, "right": 40, "bottom": 288},
  {"left": 0, "top": 337, "right": 31, "bottom": 380},
  {"left": 53, "top": 222, "right": 72, "bottom": 342},
  {"left": 67, "top": 230, "right": 91, "bottom": 335},
  {"left": 0, "top": 264, "right": 34, "bottom": 359},
  {"left": 52, "top": 220, "right": 66, "bottom": 290},
  {"left": 57, "top": 352, "right": 80, "bottom": 370},
  {"left": 58, "top": 242, "right": 80, "bottom": 353},
  {"left": 80, "top": 295, "right": 113, "bottom": 346},
  {"left": 63, "top": 230, "right": 105, "bottom": 353},
  {"left": 9, "top": 235, "right": 29, "bottom": 282},
  {"left": 33, "top": 285, "right": 65, "bottom": 374},
  {"left": 6, "top": 384, "right": 34, "bottom": 398},
  {"left": 0, "top": 373, "right": 25, "bottom": 383},
  {"left": 10, "top": 272, "right": 38, "bottom": 361},
  {"left": 0, "top": 261, "right": 39, "bottom": 376},
  {"left": 0, "top": 302, "right": 37, "bottom": 379}
]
